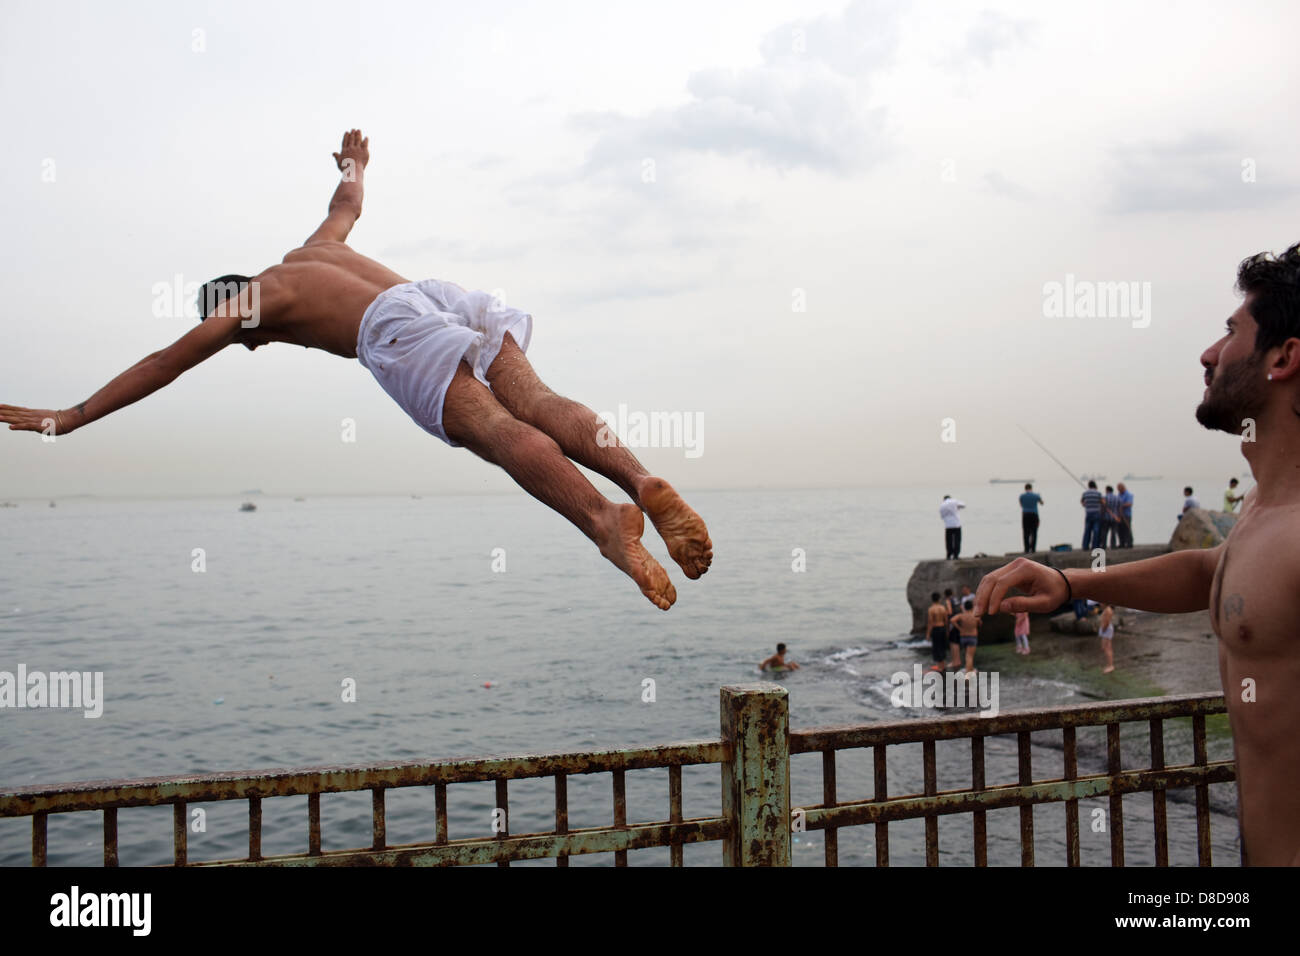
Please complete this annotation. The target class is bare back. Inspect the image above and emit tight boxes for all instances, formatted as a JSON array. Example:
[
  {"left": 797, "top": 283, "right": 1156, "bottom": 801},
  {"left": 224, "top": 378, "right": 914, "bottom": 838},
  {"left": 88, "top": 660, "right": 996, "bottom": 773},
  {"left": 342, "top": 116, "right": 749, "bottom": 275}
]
[
  {"left": 954, "top": 611, "right": 978, "bottom": 637},
  {"left": 251, "top": 241, "right": 410, "bottom": 358},
  {"left": 1208, "top": 498, "right": 1300, "bottom": 864},
  {"left": 926, "top": 602, "right": 948, "bottom": 629}
]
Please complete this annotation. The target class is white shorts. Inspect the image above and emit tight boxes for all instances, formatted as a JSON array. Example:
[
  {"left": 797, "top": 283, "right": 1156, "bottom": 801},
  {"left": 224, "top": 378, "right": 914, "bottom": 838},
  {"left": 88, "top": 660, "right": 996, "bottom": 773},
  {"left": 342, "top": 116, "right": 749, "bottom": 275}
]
[{"left": 356, "top": 279, "right": 533, "bottom": 446}]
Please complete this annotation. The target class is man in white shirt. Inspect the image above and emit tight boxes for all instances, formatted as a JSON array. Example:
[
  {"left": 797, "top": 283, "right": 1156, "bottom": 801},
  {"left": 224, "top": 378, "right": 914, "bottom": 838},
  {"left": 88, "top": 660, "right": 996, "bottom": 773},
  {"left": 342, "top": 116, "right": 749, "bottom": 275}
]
[
  {"left": 1182, "top": 486, "right": 1201, "bottom": 515},
  {"left": 939, "top": 495, "right": 965, "bottom": 559}
]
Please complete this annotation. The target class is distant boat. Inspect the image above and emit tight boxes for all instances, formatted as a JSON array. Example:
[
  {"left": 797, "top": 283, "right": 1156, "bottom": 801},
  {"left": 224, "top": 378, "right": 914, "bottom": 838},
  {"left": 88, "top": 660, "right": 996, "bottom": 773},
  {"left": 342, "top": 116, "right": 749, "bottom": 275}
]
[
  {"left": 293, "top": 497, "right": 305, "bottom": 502},
  {"left": 48, "top": 501, "right": 56, "bottom": 508},
  {"left": 1080, "top": 473, "right": 1106, "bottom": 482},
  {"left": 0, "top": 502, "right": 16, "bottom": 508},
  {"left": 989, "top": 478, "right": 1034, "bottom": 484},
  {"left": 1121, "top": 473, "right": 1162, "bottom": 481},
  {"left": 239, "top": 501, "right": 257, "bottom": 512}
]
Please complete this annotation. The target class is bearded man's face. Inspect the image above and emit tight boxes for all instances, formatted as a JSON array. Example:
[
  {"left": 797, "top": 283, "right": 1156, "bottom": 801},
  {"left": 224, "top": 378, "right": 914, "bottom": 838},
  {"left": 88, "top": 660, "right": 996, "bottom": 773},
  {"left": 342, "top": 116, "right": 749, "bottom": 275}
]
[{"left": 1197, "top": 299, "right": 1268, "bottom": 433}]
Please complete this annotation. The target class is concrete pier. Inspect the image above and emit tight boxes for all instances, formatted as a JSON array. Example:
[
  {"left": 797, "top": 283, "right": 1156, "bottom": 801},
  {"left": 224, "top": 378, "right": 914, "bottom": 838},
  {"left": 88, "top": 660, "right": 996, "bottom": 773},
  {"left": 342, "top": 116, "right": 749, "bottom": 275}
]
[
  {"left": 906, "top": 507, "right": 1238, "bottom": 642},
  {"left": 905, "top": 545, "right": 1168, "bottom": 641}
]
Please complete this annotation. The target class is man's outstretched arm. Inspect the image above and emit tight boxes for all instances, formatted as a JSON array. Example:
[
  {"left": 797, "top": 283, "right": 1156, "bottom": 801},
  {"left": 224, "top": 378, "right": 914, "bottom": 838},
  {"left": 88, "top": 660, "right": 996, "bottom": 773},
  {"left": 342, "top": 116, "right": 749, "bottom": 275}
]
[
  {"left": 303, "top": 129, "right": 369, "bottom": 246},
  {"left": 973, "top": 547, "right": 1222, "bottom": 618},
  {"left": 1, "top": 307, "right": 246, "bottom": 436}
]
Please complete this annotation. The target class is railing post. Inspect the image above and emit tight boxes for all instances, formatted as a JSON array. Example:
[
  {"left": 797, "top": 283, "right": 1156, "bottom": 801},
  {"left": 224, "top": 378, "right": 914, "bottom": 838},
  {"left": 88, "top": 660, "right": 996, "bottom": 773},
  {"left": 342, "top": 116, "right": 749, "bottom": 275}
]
[{"left": 720, "top": 683, "right": 790, "bottom": 866}]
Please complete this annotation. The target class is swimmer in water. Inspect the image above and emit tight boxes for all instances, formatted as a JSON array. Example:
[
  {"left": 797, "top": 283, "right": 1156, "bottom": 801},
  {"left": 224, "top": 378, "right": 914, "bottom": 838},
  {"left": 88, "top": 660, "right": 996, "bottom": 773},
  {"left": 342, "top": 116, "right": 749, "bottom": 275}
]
[{"left": 759, "top": 643, "right": 802, "bottom": 673}]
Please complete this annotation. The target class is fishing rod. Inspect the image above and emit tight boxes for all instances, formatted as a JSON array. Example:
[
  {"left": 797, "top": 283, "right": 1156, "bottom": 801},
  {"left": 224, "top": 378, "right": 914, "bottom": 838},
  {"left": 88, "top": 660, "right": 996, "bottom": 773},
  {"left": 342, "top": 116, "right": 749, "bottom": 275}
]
[{"left": 1017, "top": 425, "right": 1086, "bottom": 489}]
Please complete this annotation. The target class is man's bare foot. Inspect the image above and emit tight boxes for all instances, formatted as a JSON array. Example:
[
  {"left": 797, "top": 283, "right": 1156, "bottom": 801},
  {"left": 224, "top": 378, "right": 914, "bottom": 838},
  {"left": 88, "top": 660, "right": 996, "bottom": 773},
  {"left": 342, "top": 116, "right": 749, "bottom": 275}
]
[
  {"left": 596, "top": 503, "right": 677, "bottom": 610},
  {"left": 1102, "top": 665, "right": 1115, "bottom": 674},
  {"left": 637, "top": 477, "right": 712, "bottom": 579}
]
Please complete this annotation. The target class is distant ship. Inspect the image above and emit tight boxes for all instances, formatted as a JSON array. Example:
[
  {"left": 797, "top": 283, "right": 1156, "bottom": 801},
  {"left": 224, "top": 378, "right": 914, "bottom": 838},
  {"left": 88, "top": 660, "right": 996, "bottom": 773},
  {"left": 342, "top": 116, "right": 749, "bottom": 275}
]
[
  {"left": 1080, "top": 473, "right": 1106, "bottom": 482},
  {"left": 1121, "top": 473, "right": 1162, "bottom": 481},
  {"left": 239, "top": 501, "right": 257, "bottom": 512},
  {"left": 989, "top": 478, "right": 1034, "bottom": 484}
]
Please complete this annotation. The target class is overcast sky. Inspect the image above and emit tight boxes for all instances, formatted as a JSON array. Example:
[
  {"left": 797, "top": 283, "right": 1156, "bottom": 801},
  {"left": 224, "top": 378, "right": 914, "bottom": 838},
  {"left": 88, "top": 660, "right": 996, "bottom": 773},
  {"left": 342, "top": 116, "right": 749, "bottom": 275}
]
[{"left": 3, "top": 0, "right": 1297, "bottom": 497}]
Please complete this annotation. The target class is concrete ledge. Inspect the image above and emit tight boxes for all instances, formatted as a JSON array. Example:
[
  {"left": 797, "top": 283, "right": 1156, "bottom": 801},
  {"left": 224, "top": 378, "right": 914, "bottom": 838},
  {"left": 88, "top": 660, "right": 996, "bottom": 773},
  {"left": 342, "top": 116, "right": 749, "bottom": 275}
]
[{"left": 906, "top": 545, "right": 1169, "bottom": 642}]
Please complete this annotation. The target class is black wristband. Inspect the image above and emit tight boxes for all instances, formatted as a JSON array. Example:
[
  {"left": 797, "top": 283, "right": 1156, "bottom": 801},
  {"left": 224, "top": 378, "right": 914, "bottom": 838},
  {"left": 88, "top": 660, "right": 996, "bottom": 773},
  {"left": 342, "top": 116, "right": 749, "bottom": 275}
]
[{"left": 1053, "top": 566, "right": 1072, "bottom": 602}]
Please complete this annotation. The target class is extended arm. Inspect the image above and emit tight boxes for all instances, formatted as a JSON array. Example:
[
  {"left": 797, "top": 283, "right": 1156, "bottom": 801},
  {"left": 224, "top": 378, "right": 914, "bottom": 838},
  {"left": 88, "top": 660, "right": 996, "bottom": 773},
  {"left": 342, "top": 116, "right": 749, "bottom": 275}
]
[
  {"left": 304, "top": 129, "right": 370, "bottom": 245},
  {"left": 974, "top": 547, "right": 1222, "bottom": 618},
  {"left": 1, "top": 308, "right": 245, "bottom": 436}
]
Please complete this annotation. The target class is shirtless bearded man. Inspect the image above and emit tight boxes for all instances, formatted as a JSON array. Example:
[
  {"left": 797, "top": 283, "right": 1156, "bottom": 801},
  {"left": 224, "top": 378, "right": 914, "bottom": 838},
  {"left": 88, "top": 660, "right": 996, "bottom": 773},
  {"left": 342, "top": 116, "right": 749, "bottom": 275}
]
[
  {"left": 974, "top": 242, "right": 1300, "bottom": 865},
  {"left": 0, "top": 130, "right": 712, "bottom": 610}
]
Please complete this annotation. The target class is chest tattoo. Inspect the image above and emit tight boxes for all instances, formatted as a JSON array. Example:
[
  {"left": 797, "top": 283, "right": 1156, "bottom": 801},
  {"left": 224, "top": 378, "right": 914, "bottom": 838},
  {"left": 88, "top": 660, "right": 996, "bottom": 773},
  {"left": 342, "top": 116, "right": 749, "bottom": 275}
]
[{"left": 1223, "top": 593, "right": 1245, "bottom": 621}]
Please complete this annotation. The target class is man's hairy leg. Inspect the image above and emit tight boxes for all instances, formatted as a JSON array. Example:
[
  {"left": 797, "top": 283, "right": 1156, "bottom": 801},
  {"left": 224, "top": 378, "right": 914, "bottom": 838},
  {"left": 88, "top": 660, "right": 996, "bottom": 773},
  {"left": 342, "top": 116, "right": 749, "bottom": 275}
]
[
  {"left": 485, "top": 335, "right": 712, "bottom": 579},
  {"left": 441, "top": 362, "right": 676, "bottom": 610}
]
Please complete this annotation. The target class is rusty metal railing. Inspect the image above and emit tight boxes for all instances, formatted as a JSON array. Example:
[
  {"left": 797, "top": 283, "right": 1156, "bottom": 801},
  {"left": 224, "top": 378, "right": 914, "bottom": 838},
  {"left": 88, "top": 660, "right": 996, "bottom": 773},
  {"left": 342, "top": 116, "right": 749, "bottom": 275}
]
[
  {"left": 0, "top": 686, "right": 1232, "bottom": 866},
  {"left": 792, "top": 691, "right": 1233, "bottom": 866}
]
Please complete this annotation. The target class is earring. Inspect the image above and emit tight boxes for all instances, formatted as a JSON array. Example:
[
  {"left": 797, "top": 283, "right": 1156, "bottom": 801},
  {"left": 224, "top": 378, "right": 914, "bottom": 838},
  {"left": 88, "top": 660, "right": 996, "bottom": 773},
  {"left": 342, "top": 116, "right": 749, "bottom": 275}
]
[{"left": 1268, "top": 373, "right": 1274, "bottom": 381}]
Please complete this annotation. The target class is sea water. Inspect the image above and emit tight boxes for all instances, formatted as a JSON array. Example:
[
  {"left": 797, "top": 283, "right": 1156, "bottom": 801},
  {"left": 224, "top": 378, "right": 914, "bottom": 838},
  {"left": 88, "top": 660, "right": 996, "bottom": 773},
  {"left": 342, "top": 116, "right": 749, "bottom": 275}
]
[{"left": 0, "top": 480, "right": 1239, "bottom": 865}]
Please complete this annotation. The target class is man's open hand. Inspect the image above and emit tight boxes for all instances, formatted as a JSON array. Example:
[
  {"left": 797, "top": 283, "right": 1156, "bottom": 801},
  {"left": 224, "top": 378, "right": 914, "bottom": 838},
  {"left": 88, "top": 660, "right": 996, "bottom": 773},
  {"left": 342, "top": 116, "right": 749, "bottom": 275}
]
[
  {"left": 0, "top": 405, "right": 70, "bottom": 435},
  {"left": 332, "top": 129, "right": 369, "bottom": 174},
  {"left": 973, "top": 556, "right": 1069, "bottom": 616}
]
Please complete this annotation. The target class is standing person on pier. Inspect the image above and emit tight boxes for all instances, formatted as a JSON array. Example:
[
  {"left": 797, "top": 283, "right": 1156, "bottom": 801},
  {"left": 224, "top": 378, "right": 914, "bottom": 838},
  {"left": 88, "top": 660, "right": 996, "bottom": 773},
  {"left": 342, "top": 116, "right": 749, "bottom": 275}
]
[
  {"left": 926, "top": 593, "right": 951, "bottom": 673},
  {"left": 1224, "top": 477, "right": 1244, "bottom": 513},
  {"left": 1102, "top": 485, "right": 1120, "bottom": 549},
  {"left": 950, "top": 598, "right": 981, "bottom": 676},
  {"left": 940, "top": 495, "right": 965, "bottom": 559},
  {"left": 948, "top": 585, "right": 973, "bottom": 670},
  {"left": 1098, "top": 603, "right": 1116, "bottom": 673},
  {"left": 943, "top": 588, "right": 960, "bottom": 664},
  {"left": 1014, "top": 610, "right": 1031, "bottom": 654},
  {"left": 1080, "top": 480, "right": 1103, "bottom": 550},
  {"left": 1116, "top": 482, "right": 1135, "bottom": 547},
  {"left": 1019, "top": 483, "right": 1043, "bottom": 553}
]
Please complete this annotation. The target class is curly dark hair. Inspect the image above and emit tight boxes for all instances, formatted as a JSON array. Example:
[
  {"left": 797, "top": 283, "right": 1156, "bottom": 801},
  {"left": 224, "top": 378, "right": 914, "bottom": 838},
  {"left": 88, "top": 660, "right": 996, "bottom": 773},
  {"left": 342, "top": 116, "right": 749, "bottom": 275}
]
[{"left": 1237, "top": 242, "right": 1300, "bottom": 353}]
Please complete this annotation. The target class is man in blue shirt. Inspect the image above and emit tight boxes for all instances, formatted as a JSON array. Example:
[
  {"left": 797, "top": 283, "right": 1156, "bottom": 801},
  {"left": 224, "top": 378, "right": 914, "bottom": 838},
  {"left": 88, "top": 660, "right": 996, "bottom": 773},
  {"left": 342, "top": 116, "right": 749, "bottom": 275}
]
[
  {"left": 1019, "top": 483, "right": 1044, "bottom": 552},
  {"left": 1116, "top": 482, "right": 1134, "bottom": 548},
  {"left": 1080, "top": 480, "right": 1103, "bottom": 550}
]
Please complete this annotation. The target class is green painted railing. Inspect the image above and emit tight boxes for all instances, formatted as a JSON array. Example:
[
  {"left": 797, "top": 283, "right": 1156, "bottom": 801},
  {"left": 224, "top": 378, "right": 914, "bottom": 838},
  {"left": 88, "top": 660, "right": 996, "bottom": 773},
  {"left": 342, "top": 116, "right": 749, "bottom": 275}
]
[{"left": 0, "top": 686, "right": 1233, "bottom": 866}]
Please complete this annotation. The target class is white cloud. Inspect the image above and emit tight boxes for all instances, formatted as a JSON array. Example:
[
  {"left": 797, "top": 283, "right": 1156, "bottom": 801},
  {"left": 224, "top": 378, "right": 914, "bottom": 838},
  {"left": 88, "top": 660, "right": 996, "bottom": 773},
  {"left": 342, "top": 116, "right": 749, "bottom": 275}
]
[
  {"left": 1108, "top": 132, "right": 1297, "bottom": 214},
  {"left": 942, "top": 8, "right": 1035, "bottom": 72},
  {"left": 982, "top": 169, "right": 1034, "bottom": 202},
  {"left": 576, "top": 0, "right": 904, "bottom": 176}
]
